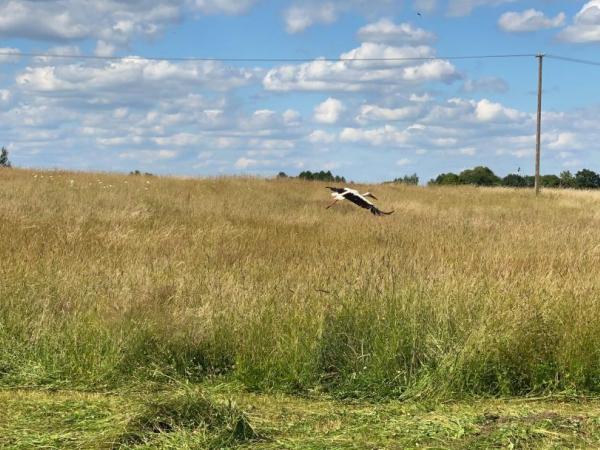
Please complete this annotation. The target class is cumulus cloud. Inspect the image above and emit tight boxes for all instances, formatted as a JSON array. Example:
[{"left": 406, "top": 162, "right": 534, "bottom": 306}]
[
  {"left": 0, "top": 47, "right": 20, "bottom": 63},
  {"left": 447, "top": 0, "right": 516, "bottom": 17},
  {"left": 498, "top": 9, "right": 565, "bottom": 32},
  {"left": 356, "top": 104, "right": 421, "bottom": 124},
  {"left": 191, "top": 0, "right": 259, "bottom": 15},
  {"left": 263, "top": 43, "right": 459, "bottom": 92},
  {"left": 234, "top": 157, "right": 258, "bottom": 168},
  {"left": 340, "top": 125, "right": 410, "bottom": 146},
  {"left": 284, "top": 3, "right": 336, "bottom": 33},
  {"left": 308, "top": 130, "right": 337, "bottom": 144},
  {"left": 558, "top": 1, "right": 600, "bottom": 43},
  {"left": 474, "top": 99, "right": 524, "bottom": 122},
  {"left": 461, "top": 77, "right": 509, "bottom": 93},
  {"left": 314, "top": 98, "right": 345, "bottom": 124},
  {"left": 15, "top": 58, "right": 258, "bottom": 99},
  {"left": 0, "top": 0, "right": 260, "bottom": 49},
  {"left": 357, "top": 19, "right": 436, "bottom": 44},
  {"left": 283, "top": 0, "right": 400, "bottom": 33},
  {"left": 413, "top": 0, "right": 437, "bottom": 14}
]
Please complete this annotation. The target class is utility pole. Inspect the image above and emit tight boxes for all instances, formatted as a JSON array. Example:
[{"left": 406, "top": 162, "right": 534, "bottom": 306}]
[{"left": 535, "top": 53, "right": 544, "bottom": 196}]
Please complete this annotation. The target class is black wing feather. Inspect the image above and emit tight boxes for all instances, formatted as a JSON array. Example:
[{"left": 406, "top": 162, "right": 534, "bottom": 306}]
[
  {"left": 326, "top": 186, "right": 346, "bottom": 194},
  {"left": 343, "top": 192, "right": 374, "bottom": 209},
  {"left": 344, "top": 192, "right": 394, "bottom": 216}
]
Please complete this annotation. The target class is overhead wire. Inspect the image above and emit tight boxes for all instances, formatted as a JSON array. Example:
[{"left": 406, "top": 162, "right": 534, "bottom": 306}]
[
  {"left": 546, "top": 54, "right": 600, "bottom": 67},
  {"left": 0, "top": 50, "right": 537, "bottom": 63}
]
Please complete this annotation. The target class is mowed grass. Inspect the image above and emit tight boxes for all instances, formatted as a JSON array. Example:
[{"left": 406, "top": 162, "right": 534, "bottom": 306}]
[
  {"left": 2, "top": 167, "right": 600, "bottom": 400},
  {"left": 3, "top": 385, "right": 600, "bottom": 449}
]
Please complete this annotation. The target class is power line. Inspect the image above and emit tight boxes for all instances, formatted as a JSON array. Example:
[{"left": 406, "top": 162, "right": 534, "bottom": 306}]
[
  {"left": 0, "top": 50, "right": 537, "bottom": 63},
  {"left": 546, "top": 54, "right": 600, "bottom": 67}
]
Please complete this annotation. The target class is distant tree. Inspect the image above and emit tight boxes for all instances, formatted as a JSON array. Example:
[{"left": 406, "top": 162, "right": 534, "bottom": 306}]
[
  {"left": 429, "top": 172, "right": 460, "bottom": 185},
  {"left": 541, "top": 174, "right": 561, "bottom": 188},
  {"left": 502, "top": 173, "right": 527, "bottom": 187},
  {"left": 458, "top": 166, "right": 500, "bottom": 186},
  {"left": 523, "top": 176, "right": 535, "bottom": 188},
  {"left": 298, "top": 170, "right": 346, "bottom": 183},
  {"left": 277, "top": 171, "right": 288, "bottom": 178},
  {"left": 129, "top": 170, "right": 154, "bottom": 176},
  {"left": 575, "top": 169, "right": 600, "bottom": 189},
  {"left": 0, "top": 147, "right": 11, "bottom": 168},
  {"left": 559, "top": 170, "right": 576, "bottom": 188},
  {"left": 392, "top": 173, "right": 419, "bottom": 185}
]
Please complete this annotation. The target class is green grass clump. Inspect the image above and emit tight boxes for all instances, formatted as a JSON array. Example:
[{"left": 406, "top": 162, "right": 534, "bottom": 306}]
[
  {"left": 0, "top": 387, "right": 257, "bottom": 449},
  {"left": 118, "top": 387, "right": 257, "bottom": 447}
]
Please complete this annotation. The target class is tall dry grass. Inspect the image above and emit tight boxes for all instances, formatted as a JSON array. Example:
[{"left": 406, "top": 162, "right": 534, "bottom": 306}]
[{"left": 1, "top": 168, "right": 600, "bottom": 397}]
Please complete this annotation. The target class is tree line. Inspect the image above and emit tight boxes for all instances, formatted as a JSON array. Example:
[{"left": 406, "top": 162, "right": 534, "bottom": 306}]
[
  {"left": 278, "top": 170, "right": 346, "bottom": 183},
  {"left": 429, "top": 166, "right": 600, "bottom": 189}
]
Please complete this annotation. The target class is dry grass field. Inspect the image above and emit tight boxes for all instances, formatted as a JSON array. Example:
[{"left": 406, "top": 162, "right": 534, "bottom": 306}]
[{"left": 2, "top": 168, "right": 600, "bottom": 448}]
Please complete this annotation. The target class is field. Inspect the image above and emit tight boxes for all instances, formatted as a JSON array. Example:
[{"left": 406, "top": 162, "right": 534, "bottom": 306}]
[{"left": 2, "top": 168, "right": 600, "bottom": 448}]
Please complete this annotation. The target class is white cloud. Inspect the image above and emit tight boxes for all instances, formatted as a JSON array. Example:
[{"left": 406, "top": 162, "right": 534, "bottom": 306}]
[
  {"left": 357, "top": 19, "right": 436, "bottom": 44},
  {"left": 340, "top": 125, "right": 410, "bottom": 146},
  {"left": 498, "top": 9, "right": 565, "bottom": 32},
  {"left": 559, "top": 1, "right": 600, "bottom": 43},
  {"left": 308, "top": 130, "right": 336, "bottom": 144},
  {"left": 0, "top": 0, "right": 260, "bottom": 49},
  {"left": 474, "top": 99, "right": 525, "bottom": 122},
  {"left": 0, "top": 47, "right": 20, "bottom": 63},
  {"left": 356, "top": 104, "right": 421, "bottom": 123},
  {"left": 191, "top": 0, "right": 259, "bottom": 14},
  {"left": 458, "top": 147, "right": 476, "bottom": 155},
  {"left": 15, "top": 58, "right": 257, "bottom": 96},
  {"left": 283, "top": 109, "right": 302, "bottom": 125},
  {"left": 283, "top": 0, "right": 401, "bottom": 33},
  {"left": 413, "top": 0, "right": 437, "bottom": 14},
  {"left": 462, "top": 77, "right": 509, "bottom": 93},
  {"left": 263, "top": 43, "right": 459, "bottom": 92},
  {"left": 234, "top": 157, "right": 257, "bottom": 169},
  {"left": 95, "top": 40, "right": 116, "bottom": 57},
  {"left": 547, "top": 132, "right": 583, "bottom": 150},
  {"left": 447, "top": 0, "right": 516, "bottom": 17},
  {"left": 314, "top": 97, "right": 345, "bottom": 124},
  {"left": 119, "top": 149, "right": 178, "bottom": 161},
  {"left": 396, "top": 158, "right": 411, "bottom": 166},
  {"left": 284, "top": 3, "right": 336, "bottom": 33}
]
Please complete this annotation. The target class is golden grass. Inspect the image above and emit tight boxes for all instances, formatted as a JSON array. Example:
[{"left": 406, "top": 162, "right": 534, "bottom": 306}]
[{"left": 1, "top": 168, "right": 600, "bottom": 397}]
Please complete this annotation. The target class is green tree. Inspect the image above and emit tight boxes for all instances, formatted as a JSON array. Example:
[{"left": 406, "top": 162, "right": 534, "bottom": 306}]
[
  {"left": 429, "top": 172, "right": 460, "bottom": 185},
  {"left": 277, "top": 171, "right": 288, "bottom": 178},
  {"left": 458, "top": 166, "right": 500, "bottom": 186},
  {"left": 393, "top": 173, "right": 419, "bottom": 185},
  {"left": 575, "top": 169, "right": 600, "bottom": 189},
  {"left": 541, "top": 174, "right": 561, "bottom": 188},
  {"left": 298, "top": 170, "right": 345, "bottom": 182},
  {"left": 502, "top": 174, "right": 526, "bottom": 187},
  {"left": 559, "top": 171, "right": 576, "bottom": 188},
  {"left": 0, "top": 147, "right": 11, "bottom": 168}
]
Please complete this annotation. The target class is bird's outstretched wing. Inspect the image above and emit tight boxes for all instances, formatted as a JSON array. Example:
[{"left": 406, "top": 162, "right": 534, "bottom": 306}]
[
  {"left": 343, "top": 192, "right": 394, "bottom": 216},
  {"left": 326, "top": 186, "right": 346, "bottom": 194}
]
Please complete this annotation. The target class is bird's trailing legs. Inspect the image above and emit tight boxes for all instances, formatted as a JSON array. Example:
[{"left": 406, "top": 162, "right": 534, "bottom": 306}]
[{"left": 326, "top": 199, "right": 338, "bottom": 209}]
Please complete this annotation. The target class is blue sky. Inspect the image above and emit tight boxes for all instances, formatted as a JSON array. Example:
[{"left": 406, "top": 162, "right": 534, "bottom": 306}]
[{"left": 1, "top": 0, "right": 600, "bottom": 182}]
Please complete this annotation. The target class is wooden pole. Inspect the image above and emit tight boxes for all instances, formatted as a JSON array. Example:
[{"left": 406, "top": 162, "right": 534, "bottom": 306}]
[{"left": 535, "top": 54, "right": 544, "bottom": 196}]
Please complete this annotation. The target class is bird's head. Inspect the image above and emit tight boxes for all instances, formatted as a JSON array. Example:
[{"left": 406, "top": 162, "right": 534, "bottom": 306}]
[{"left": 363, "top": 192, "right": 377, "bottom": 200}]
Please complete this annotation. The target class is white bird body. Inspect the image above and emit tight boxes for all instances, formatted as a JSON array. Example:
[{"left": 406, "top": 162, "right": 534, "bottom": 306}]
[{"left": 325, "top": 186, "right": 393, "bottom": 216}]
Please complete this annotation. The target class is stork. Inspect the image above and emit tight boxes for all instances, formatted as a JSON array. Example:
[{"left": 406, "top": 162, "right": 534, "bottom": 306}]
[{"left": 326, "top": 187, "right": 394, "bottom": 216}]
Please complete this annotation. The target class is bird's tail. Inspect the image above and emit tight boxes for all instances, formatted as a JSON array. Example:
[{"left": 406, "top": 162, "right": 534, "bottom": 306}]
[{"left": 371, "top": 208, "right": 394, "bottom": 216}]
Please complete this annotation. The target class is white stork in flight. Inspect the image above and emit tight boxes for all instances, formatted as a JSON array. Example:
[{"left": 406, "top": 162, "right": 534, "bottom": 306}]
[{"left": 326, "top": 187, "right": 394, "bottom": 216}]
